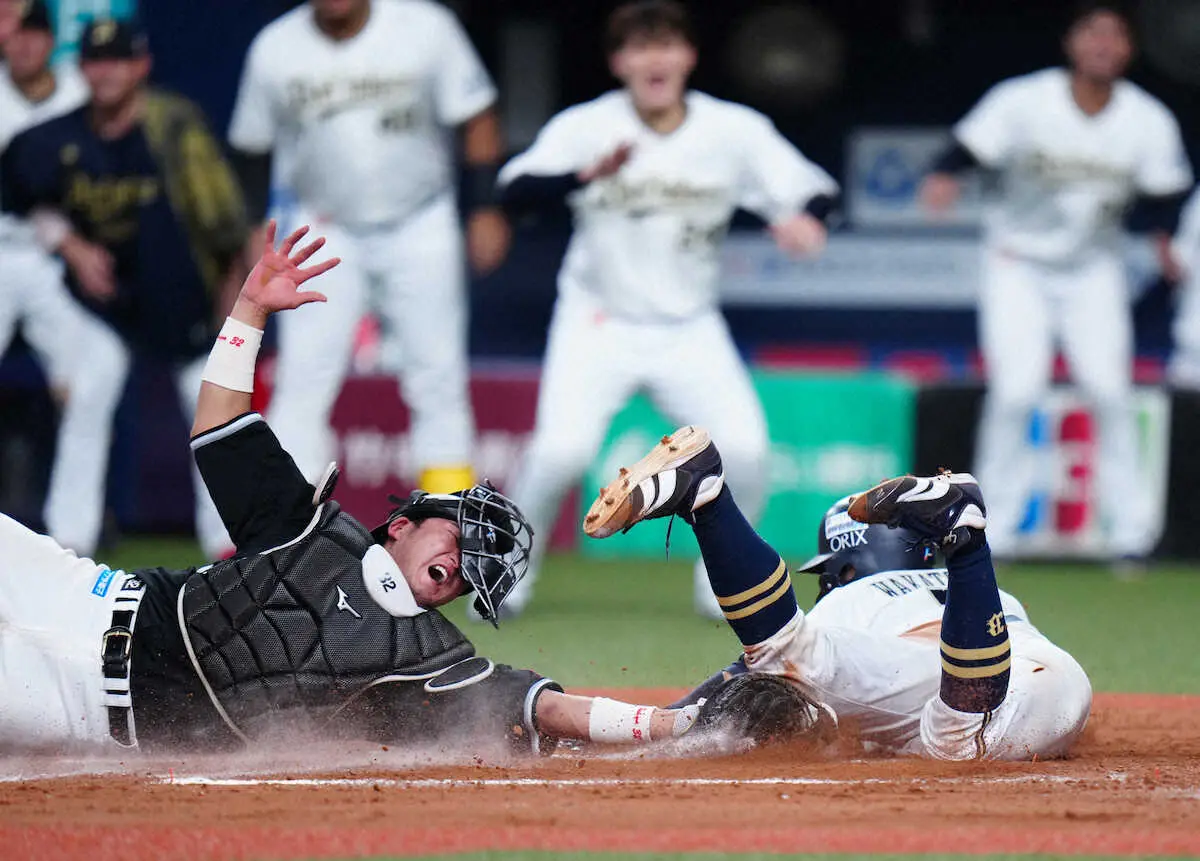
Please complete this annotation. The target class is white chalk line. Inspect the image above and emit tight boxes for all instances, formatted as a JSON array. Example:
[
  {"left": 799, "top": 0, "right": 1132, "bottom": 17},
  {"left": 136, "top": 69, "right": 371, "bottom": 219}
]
[{"left": 165, "top": 774, "right": 1088, "bottom": 789}]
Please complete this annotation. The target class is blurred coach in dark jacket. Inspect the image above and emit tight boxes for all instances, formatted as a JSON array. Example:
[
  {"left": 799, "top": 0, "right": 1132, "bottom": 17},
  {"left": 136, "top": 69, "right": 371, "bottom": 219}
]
[{"left": 0, "top": 16, "right": 248, "bottom": 558}]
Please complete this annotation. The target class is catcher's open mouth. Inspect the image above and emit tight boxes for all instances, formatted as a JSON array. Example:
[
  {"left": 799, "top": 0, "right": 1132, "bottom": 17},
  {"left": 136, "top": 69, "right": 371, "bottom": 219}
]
[{"left": 429, "top": 564, "right": 448, "bottom": 584}]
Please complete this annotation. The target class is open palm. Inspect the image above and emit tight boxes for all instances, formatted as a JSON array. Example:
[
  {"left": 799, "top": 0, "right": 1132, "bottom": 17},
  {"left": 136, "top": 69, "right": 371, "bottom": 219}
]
[{"left": 242, "top": 221, "right": 340, "bottom": 315}]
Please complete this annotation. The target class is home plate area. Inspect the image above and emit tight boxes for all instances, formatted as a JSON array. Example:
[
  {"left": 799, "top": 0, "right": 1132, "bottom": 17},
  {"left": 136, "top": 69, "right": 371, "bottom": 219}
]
[{"left": 0, "top": 693, "right": 1196, "bottom": 860}]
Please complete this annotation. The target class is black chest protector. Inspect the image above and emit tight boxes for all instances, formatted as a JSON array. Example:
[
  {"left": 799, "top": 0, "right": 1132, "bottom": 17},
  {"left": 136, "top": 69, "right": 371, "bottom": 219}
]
[{"left": 179, "top": 502, "right": 473, "bottom": 739}]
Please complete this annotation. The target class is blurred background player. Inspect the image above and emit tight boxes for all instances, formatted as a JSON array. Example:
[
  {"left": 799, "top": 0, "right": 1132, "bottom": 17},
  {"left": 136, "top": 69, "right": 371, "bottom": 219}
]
[
  {"left": 0, "top": 0, "right": 91, "bottom": 533},
  {"left": 1168, "top": 187, "right": 1200, "bottom": 386},
  {"left": 919, "top": 2, "right": 1193, "bottom": 564},
  {"left": 0, "top": 0, "right": 22, "bottom": 43},
  {"left": 494, "top": 0, "right": 838, "bottom": 618},
  {"left": 227, "top": 0, "right": 510, "bottom": 494},
  {"left": 1, "top": 17, "right": 248, "bottom": 558}
]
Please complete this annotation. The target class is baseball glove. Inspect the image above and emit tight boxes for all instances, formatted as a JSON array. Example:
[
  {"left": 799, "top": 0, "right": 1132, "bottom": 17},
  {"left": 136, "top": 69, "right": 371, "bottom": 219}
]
[{"left": 693, "top": 673, "right": 837, "bottom": 747}]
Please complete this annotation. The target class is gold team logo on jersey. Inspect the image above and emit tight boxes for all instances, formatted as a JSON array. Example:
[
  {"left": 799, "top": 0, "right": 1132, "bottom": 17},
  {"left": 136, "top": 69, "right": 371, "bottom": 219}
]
[
  {"left": 986, "top": 612, "right": 1007, "bottom": 638},
  {"left": 60, "top": 144, "right": 79, "bottom": 166}
]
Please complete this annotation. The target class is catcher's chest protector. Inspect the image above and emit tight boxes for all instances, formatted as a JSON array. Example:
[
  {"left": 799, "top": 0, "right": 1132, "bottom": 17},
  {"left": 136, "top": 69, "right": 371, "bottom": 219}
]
[{"left": 180, "top": 503, "right": 474, "bottom": 738}]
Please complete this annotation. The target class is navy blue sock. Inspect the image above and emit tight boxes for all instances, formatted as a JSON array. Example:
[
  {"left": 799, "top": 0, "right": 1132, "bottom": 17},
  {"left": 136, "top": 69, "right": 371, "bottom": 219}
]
[
  {"left": 691, "top": 486, "right": 797, "bottom": 646},
  {"left": 939, "top": 542, "right": 1010, "bottom": 712}
]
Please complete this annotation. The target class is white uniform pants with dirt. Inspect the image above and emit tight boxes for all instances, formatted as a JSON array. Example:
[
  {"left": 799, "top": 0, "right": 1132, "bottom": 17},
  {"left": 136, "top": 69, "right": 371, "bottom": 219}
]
[
  {"left": 507, "top": 289, "right": 768, "bottom": 608},
  {"left": 43, "top": 311, "right": 231, "bottom": 559},
  {"left": 267, "top": 194, "right": 474, "bottom": 482},
  {"left": 745, "top": 612, "right": 1092, "bottom": 760},
  {"left": 0, "top": 512, "right": 143, "bottom": 752},
  {"left": 973, "top": 248, "right": 1148, "bottom": 556}
]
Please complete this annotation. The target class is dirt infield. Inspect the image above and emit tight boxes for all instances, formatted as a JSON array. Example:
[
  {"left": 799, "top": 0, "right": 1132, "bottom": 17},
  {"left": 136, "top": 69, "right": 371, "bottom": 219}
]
[{"left": 0, "top": 692, "right": 1197, "bottom": 860}]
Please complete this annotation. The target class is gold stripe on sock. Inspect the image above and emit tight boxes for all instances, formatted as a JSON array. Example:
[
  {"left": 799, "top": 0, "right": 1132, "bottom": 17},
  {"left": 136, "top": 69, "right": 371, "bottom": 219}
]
[
  {"left": 940, "top": 640, "right": 1012, "bottom": 661},
  {"left": 941, "top": 656, "right": 1012, "bottom": 679},
  {"left": 723, "top": 572, "right": 794, "bottom": 621},
  {"left": 717, "top": 559, "right": 787, "bottom": 608}
]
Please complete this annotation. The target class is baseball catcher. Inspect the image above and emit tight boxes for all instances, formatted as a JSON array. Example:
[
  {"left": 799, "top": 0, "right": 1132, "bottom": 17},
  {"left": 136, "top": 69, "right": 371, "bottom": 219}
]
[
  {"left": 0, "top": 224, "right": 705, "bottom": 756},
  {"left": 586, "top": 427, "right": 1092, "bottom": 760}
]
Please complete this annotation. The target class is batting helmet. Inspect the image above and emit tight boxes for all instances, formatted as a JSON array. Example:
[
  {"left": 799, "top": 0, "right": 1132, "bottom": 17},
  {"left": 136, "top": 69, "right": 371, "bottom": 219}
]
[
  {"left": 372, "top": 483, "right": 533, "bottom": 626},
  {"left": 797, "top": 496, "right": 937, "bottom": 600}
]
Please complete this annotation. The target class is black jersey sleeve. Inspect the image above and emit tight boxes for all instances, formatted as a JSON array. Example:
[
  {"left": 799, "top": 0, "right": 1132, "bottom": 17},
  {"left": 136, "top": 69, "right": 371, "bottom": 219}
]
[
  {"left": 341, "top": 657, "right": 563, "bottom": 756},
  {"left": 190, "top": 412, "right": 317, "bottom": 555}
]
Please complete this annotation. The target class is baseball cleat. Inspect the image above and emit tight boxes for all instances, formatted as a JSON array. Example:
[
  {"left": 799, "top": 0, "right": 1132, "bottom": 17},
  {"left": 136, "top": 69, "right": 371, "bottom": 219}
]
[
  {"left": 847, "top": 471, "right": 986, "bottom": 545},
  {"left": 583, "top": 426, "right": 725, "bottom": 539}
]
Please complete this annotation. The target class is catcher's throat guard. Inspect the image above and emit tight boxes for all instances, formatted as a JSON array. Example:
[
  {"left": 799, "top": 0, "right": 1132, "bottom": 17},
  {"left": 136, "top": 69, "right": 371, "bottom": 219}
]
[{"left": 373, "top": 482, "right": 533, "bottom": 626}]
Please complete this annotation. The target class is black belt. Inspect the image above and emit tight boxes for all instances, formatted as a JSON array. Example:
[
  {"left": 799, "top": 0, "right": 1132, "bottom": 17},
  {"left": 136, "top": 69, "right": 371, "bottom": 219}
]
[{"left": 101, "top": 576, "right": 145, "bottom": 747}]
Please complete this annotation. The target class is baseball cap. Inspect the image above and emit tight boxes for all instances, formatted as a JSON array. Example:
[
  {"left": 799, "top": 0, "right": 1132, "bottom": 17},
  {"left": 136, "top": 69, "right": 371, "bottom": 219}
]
[
  {"left": 78, "top": 17, "right": 148, "bottom": 61},
  {"left": 17, "top": 0, "right": 52, "bottom": 33}
]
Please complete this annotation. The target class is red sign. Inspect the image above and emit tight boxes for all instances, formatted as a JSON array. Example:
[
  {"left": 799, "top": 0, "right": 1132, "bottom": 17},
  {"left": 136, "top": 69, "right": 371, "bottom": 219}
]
[{"left": 326, "top": 368, "right": 579, "bottom": 549}]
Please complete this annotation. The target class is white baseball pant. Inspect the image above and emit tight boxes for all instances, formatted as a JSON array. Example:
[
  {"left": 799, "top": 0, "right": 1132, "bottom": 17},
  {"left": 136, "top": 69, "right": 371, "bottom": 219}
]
[
  {"left": 267, "top": 193, "right": 474, "bottom": 482},
  {"left": 0, "top": 511, "right": 142, "bottom": 752},
  {"left": 746, "top": 613, "right": 1092, "bottom": 760},
  {"left": 43, "top": 309, "right": 231, "bottom": 559},
  {"left": 973, "top": 248, "right": 1148, "bottom": 556},
  {"left": 508, "top": 288, "right": 769, "bottom": 604},
  {"left": 0, "top": 243, "right": 80, "bottom": 388},
  {"left": 1169, "top": 269, "right": 1200, "bottom": 387}
]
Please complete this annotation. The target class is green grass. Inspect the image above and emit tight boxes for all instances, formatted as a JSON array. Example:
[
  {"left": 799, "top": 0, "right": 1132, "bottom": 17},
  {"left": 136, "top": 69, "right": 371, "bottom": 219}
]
[{"left": 105, "top": 538, "right": 1200, "bottom": 694}]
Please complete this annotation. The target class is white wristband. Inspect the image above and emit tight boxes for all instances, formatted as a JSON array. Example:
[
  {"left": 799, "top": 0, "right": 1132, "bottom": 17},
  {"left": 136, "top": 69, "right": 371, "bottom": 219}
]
[
  {"left": 202, "top": 317, "right": 264, "bottom": 393},
  {"left": 587, "top": 697, "right": 656, "bottom": 744}
]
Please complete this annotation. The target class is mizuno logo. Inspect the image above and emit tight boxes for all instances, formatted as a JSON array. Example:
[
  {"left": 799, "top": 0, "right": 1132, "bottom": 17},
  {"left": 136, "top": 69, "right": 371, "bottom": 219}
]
[{"left": 336, "top": 586, "right": 362, "bottom": 619}]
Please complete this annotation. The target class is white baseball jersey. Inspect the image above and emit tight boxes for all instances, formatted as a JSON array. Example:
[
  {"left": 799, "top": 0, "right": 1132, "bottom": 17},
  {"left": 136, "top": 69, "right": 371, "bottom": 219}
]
[
  {"left": 228, "top": 0, "right": 496, "bottom": 228},
  {"left": 808, "top": 568, "right": 1031, "bottom": 637},
  {"left": 744, "top": 569, "right": 1091, "bottom": 759},
  {"left": 498, "top": 90, "right": 838, "bottom": 321},
  {"left": 0, "top": 61, "right": 89, "bottom": 244},
  {"left": 955, "top": 67, "right": 1192, "bottom": 264}
]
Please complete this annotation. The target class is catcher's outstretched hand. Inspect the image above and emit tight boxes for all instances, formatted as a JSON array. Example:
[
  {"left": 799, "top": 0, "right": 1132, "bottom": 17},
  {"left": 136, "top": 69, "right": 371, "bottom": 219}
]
[
  {"left": 237, "top": 221, "right": 340, "bottom": 324},
  {"left": 192, "top": 222, "right": 340, "bottom": 438}
]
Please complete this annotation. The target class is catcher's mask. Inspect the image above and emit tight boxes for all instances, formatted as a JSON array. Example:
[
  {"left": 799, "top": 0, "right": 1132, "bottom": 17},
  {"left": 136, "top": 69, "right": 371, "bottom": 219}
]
[
  {"left": 797, "top": 496, "right": 937, "bottom": 601},
  {"left": 371, "top": 482, "right": 533, "bottom": 626}
]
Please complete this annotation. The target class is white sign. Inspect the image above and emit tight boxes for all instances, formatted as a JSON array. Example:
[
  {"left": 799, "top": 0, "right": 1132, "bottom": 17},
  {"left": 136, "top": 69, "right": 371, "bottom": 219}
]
[
  {"left": 845, "top": 126, "right": 986, "bottom": 229},
  {"left": 717, "top": 233, "right": 1160, "bottom": 310},
  {"left": 1012, "top": 387, "right": 1171, "bottom": 559}
]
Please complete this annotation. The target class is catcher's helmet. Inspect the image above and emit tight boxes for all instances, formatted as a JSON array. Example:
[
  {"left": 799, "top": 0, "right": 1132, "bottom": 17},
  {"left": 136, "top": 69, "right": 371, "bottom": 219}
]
[
  {"left": 372, "top": 483, "right": 533, "bottom": 626},
  {"left": 797, "top": 496, "right": 937, "bottom": 600}
]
